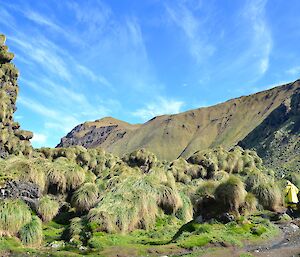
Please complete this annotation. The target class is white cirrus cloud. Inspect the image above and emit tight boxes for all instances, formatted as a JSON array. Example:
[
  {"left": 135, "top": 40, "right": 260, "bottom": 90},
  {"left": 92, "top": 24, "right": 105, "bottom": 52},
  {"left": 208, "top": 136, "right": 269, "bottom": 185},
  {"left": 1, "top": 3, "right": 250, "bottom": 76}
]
[
  {"left": 31, "top": 133, "right": 47, "bottom": 145},
  {"left": 132, "top": 97, "right": 185, "bottom": 121},
  {"left": 165, "top": 2, "right": 215, "bottom": 63},
  {"left": 286, "top": 66, "right": 300, "bottom": 76},
  {"left": 243, "top": 0, "right": 272, "bottom": 75}
]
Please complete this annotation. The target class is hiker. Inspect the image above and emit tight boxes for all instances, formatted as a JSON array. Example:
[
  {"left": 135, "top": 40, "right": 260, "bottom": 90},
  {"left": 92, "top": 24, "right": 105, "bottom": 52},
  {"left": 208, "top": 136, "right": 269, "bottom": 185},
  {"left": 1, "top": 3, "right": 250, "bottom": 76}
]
[{"left": 285, "top": 181, "right": 299, "bottom": 212}]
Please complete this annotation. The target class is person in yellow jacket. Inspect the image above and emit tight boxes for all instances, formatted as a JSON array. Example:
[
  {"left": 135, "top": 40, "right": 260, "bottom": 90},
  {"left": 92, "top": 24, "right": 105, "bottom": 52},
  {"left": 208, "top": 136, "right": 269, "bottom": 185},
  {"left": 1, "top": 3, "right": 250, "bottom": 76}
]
[{"left": 285, "top": 180, "right": 299, "bottom": 210}]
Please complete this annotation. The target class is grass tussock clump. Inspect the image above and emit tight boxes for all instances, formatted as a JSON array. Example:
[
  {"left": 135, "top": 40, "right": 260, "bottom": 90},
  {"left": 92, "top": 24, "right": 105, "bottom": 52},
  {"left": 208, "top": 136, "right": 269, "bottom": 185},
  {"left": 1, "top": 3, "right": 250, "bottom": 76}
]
[
  {"left": 245, "top": 169, "right": 282, "bottom": 211},
  {"left": 55, "top": 158, "right": 86, "bottom": 190},
  {"left": 19, "top": 216, "right": 43, "bottom": 246},
  {"left": 157, "top": 185, "right": 183, "bottom": 214},
  {"left": 195, "top": 180, "right": 219, "bottom": 198},
  {"left": 45, "top": 158, "right": 85, "bottom": 194},
  {"left": 88, "top": 169, "right": 190, "bottom": 233},
  {"left": 244, "top": 169, "right": 269, "bottom": 192},
  {"left": 187, "top": 146, "right": 264, "bottom": 179},
  {"left": 214, "top": 175, "right": 246, "bottom": 214},
  {"left": 67, "top": 217, "right": 91, "bottom": 246},
  {"left": 175, "top": 192, "right": 193, "bottom": 222},
  {"left": 0, "top": 199, "right": 31, "bottom": 236},
  {"left": 37, "top": 195, "right": 60, "bottom": 222},
  {"left": 2, "top": 157, "right": 46, "bottom": 191},
  {"left": 46, "top": 162, "right": 67, "bottom": 194},
  {"left": 71, "top": 183, "right": 99, "bottom": 212},
  {"left": 88, "top": 191, "right": 158, "bottom": 233},
  {"left": 169, "top": 158, "right": 205, "bottom": 183},
  {"left": 252, "top": 182, "right": 282, "bottom": 211},
  {"left": 123, "top": 148, "right": 157, "bottom": 171},
  {"left": 240, "top": 193, "right": 258, "bottom": 214}
]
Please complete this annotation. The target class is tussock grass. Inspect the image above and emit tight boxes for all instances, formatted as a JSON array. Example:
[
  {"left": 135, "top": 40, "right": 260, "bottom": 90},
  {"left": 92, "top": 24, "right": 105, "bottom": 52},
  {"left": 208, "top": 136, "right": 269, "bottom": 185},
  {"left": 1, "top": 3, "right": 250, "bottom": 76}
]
[
  {"left": 252, "top": 182, "right": 282, "bottom": 211},
  {"left": 19, "top": 216, "right": 43, "bottom": 246},
  {"left": 45, "top": 158, "right": 85, "bottom": 194},
  {"left": 0, "top": 199, "right": 31, "bottom": 236},
  {"left": 215, "top": 175, "right": 246, "bottom": 214},
  {"left": 88, "top": 169, "right": 187, "bottom": 233},
  {"left": 214, "top": 170, "right": 229, "bottom": 181},
  {"left": 240, "top": 193, "right": 257, "bottom": 215},
  {"left": 244, "top": 169, "right": 281, "bottom": 211},
  {"left": 169, "top": 158, "right": 205, "bottom": 183},
  {"left": 46, "top": 161, "right": 67, "bottom": 193},
  {"left": 196, "top": 180, "right": 219, "bottom": 198},
  {"left": 175, "top": 192, "right": 193, "bottom": 222},
  {"left": 158, "top": 185, "right": 182, "bottom": 214},
  {"left": 55, "top": 158, "right": 85, "bottom": 190},
  {"left": 67, "top": 217, "right": 91, "bottom": 245},
  {"left": 123, "top": 148, "right": 157, "bottom": 170},
  {"left": 71, "top": 183, "right": 99, "bottom": 212},
  {"left": 245, "top": 169, "right": 269, "bottom": 192},
  {"left": 89, "top": 191, "right": 158, "bottom": 233},
  {"left": 2, "top": 157, "right": 46, "bottom": 191},
  {"left": 37, "top": 195, "right": 60, "bottom": 222}
]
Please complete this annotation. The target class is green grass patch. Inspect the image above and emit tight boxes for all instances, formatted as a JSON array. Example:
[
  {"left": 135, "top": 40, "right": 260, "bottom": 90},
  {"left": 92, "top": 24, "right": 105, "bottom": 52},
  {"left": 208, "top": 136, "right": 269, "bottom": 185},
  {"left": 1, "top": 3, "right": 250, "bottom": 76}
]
[{"left": 175, "top": 216, "right": 278, "bottom": 249}]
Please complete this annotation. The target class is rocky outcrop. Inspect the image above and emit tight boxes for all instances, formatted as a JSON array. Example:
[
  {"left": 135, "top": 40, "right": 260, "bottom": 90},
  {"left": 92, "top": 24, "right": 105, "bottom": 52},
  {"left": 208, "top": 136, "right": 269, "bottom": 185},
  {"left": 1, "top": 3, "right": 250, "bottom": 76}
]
[
  {"left": 0, "top": 34, "right": 32, "bottom": 158},
  {"left": 57, "top": 123, "right": 118, "bottom": 148},
  {"left": 0, "top": 180, "right": 40, "bottom": 209}
]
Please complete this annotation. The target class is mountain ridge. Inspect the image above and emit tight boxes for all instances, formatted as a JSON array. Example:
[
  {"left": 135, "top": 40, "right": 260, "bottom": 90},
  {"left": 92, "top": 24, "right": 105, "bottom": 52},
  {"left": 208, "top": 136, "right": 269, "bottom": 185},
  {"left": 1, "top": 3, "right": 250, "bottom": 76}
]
[{"left": 57, "top": 80, "right": 300, "bottom": 164}]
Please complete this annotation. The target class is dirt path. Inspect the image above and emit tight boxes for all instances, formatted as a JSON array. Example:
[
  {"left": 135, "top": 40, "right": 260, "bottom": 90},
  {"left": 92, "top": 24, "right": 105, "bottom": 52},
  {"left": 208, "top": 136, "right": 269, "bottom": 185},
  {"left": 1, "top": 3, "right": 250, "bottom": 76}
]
[
  {"left": 199, "top": 221, "right": 300, "bottom": 257},
  {"left": 247, "top": 221, "right": 300, "bottom": 257}
]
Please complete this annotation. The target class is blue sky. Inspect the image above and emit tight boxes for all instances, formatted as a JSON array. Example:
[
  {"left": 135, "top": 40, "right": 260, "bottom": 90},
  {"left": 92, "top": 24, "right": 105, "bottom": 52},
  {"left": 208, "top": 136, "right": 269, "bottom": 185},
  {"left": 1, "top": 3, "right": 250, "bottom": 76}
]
[{"left": 0, "top": 0, "right": 300, "bottom": 147}]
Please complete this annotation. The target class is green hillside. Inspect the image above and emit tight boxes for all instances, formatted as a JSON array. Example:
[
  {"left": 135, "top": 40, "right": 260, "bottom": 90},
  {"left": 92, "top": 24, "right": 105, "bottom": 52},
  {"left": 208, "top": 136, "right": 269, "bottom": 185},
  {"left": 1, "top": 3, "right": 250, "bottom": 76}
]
[{"left": 58, "top": 81, "right": 300, "bottom": 164}]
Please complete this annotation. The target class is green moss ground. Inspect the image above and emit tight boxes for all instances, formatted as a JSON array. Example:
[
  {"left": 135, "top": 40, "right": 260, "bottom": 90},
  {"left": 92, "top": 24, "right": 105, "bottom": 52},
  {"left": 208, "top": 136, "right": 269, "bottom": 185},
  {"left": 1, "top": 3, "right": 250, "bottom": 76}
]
[{"left": 0, "top": 214, "right": 279, "bottom": 257}]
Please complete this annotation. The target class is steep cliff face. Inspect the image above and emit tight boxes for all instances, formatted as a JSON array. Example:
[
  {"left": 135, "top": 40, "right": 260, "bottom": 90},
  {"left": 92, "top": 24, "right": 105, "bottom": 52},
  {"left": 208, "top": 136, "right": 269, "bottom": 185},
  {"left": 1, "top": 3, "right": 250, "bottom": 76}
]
[
  {"left": 0, "top": 34, "right": 32, "bottom": 158},
  {"left": 239, "top": 86, "right": 300, "bottom": 175},
  {"left": 58, "top": 80, "right": 300, "bottom": 161}
]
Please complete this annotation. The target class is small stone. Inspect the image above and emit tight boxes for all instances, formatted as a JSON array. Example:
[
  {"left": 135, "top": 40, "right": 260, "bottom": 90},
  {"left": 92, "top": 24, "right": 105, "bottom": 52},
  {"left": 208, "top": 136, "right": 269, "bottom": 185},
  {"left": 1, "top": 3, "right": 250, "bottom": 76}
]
[
  {"left": 79, "top": 246, "right": 87, "bottom": 251},
  {"left": 290, "top": 223, "right": 299, "bottom": 231}
]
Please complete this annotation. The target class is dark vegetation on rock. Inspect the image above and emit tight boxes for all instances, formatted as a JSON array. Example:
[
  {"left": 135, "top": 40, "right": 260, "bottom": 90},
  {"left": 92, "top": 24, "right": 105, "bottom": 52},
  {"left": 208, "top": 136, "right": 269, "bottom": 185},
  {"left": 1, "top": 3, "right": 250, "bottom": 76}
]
[{"left": 0, "top": 34, "right": 32, "bottom": 158}]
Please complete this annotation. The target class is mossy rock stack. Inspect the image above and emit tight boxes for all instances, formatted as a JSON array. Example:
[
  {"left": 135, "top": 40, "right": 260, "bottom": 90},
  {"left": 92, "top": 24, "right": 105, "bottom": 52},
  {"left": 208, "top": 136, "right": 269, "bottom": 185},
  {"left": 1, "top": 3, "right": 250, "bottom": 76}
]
[{"left": 0, "top": 34, "right": 32, "bottom": 158}]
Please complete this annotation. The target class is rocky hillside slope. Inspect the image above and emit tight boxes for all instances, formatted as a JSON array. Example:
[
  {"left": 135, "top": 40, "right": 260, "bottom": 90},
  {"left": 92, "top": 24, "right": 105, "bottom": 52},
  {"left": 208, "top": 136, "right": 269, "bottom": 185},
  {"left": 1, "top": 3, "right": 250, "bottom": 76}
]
[
  {"left": 58, "top": 80, "right": 300, "bottom": 162},
  {"left": 239, "top": 85, "right": 300, "bottom": 175},
  {"left": 0, "top": 34, "right": 32, "bottom": 158}
]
